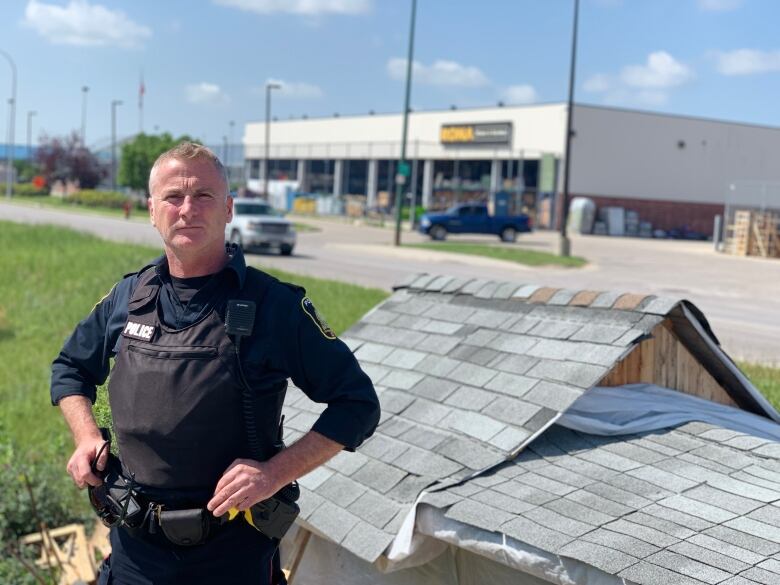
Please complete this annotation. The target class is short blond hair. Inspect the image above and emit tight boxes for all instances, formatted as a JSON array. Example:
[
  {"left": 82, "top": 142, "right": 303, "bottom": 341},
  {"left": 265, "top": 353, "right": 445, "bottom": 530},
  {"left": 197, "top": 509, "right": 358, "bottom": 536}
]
[{"left": 148, "top": 142, "right": 229, "bottom": 196}]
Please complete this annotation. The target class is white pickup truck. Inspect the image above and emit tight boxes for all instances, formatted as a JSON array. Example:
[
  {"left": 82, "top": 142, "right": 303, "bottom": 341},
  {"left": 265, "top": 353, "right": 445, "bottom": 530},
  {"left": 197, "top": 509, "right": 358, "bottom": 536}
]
[{"left": 225, "top": 198, "right": 296, "bottom": 256}]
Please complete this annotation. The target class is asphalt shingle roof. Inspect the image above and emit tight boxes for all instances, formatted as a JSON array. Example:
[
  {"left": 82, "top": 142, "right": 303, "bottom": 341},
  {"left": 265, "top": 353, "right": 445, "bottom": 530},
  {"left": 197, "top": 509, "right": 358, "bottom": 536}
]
[{"left": 281, "top": 273, "right": 780, "bottom": 578}]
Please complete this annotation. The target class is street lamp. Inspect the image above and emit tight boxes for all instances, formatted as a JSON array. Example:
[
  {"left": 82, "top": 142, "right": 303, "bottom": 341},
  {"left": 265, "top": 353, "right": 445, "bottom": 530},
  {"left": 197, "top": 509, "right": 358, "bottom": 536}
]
[
  {"left": 228, "top": 119, "right": 235, "bottom": 184},
  {"left": 559, "top": 0, "right": 580, "bottom": 257},
  {"left": 81, "top": 85, "right": 89, "bottom": 146},
  {"left": 111, "top": 100, "right": 123, "bottom": 192},
  {"left": 0, "top": 48, "right": 17, "bottom": 199},
  {"left": 26, "top": 110, "right": 36, "bottom": 159},
  {"left": 264, "top": 82, "right": 281, "bottom": 198},
  {"left": 393, "top": 0, "right": 418, "bottom": 247},
  {"left": 222, "top": 135, "right": 228, "bottom": 169}
]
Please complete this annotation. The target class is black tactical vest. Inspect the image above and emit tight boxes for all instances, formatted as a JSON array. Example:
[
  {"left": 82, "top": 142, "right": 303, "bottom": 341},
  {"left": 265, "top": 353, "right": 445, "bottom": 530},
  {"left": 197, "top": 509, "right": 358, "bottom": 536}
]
[{"left": 108, "top": 266, "right": 287, "bottom": 494}]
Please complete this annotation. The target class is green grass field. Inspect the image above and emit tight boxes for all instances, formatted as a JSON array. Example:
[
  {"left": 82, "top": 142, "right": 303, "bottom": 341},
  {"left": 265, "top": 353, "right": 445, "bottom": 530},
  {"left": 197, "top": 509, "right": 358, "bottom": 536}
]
[
  {"left": 738, "top": 362, "right": 780, "bottom": 408},
  {"left": 408, "top": 241, "right": 588, "bottom": 268},
  {"left": 0, "top": 222, "right": 386, "bottom": 458},
  {"left": 0, "top": 221, "right": 777, "bottom": 462}
]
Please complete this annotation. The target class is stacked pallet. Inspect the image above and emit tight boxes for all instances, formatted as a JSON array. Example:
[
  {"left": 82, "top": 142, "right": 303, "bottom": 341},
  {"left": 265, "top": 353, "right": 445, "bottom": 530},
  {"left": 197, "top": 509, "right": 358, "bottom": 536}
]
[{"left": 724, "top": 209, "right": 780, "bottom": 257}]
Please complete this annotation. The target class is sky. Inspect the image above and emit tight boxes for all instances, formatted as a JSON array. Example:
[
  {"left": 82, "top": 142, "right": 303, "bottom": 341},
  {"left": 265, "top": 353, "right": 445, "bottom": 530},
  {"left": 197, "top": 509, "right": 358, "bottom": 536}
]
[{"left": 1, "top": 0, "right": 780, "bottom": 151}]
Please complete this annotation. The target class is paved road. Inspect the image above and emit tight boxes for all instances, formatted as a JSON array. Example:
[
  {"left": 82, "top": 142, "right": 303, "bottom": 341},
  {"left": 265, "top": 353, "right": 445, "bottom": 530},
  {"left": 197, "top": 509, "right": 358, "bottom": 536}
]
[{"left": 2, "top": 201, "right": 778, "bottom": 364}]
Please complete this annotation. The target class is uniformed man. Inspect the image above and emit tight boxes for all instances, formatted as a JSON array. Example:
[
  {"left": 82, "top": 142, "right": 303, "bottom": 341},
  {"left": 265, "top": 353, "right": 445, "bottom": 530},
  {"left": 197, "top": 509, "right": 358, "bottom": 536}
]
[{"left": 51, "top": 142, "right": 380, "bottom": 584}]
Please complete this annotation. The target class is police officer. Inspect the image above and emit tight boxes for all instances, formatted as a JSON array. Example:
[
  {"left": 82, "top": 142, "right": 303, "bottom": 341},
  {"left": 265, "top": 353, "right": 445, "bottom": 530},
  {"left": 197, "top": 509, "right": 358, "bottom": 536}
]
[{"left": 51, "top": 142, "right": 380, "bottom": 584}]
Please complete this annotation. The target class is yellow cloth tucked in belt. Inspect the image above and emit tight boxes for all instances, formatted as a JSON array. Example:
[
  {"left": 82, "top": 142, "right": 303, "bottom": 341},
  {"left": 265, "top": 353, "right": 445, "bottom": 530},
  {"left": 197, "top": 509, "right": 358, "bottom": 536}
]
[{"left": 227, "top": 507, "right": 258, "bottom": 529}]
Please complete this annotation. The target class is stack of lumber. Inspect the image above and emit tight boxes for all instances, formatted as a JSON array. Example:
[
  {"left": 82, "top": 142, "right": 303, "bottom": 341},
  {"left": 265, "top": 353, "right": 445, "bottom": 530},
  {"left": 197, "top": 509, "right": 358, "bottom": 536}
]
[{"left": 724, "top": 209, "right": 779, "bottom": 258}]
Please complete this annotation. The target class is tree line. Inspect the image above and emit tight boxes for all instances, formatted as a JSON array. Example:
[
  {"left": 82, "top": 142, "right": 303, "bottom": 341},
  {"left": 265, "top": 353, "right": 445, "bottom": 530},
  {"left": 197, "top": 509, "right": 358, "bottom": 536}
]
[{"left": 18, "top": 131, "right": 194, "bottom": 195}]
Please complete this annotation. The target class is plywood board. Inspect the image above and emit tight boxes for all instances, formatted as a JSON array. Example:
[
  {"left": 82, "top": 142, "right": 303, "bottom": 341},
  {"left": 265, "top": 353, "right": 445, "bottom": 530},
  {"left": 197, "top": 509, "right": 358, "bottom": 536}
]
[{"left": 601, "top": 321, "right": 736, "bottom": 407}]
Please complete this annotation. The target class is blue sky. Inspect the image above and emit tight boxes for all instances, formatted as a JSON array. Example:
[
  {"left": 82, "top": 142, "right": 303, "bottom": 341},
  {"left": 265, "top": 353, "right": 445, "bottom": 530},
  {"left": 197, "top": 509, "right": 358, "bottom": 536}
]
[{"left": 1, "top": 0, "right": 780, "bottom": 150}]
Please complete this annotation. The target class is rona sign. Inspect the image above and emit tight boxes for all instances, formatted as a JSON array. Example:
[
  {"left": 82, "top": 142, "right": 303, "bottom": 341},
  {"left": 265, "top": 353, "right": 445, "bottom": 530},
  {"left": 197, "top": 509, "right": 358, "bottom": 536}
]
[{"left": 440, "top": 122, "right": 512, "bottom": 146}]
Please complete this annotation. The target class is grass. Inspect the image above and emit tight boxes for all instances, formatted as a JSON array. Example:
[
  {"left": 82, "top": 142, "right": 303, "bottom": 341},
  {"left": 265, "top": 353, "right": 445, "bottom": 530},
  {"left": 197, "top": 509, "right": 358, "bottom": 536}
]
[
  {"left": 408, "top": 241, "right": 588, "bottom": 268},
  {"left": 1, "top": 220, "right": 779, "bottom": 485},
  {"left": 0, "top": 221, "right": 387, "bottom": 459},
  {"left": 738, "top": 362, "right": 780, "bottom": 409},
  {"left": 293, "top": 222, "right": 321, "bottom": 233},
  {"left": 8, "top": 194, "right": 146, "bottom": 220}
]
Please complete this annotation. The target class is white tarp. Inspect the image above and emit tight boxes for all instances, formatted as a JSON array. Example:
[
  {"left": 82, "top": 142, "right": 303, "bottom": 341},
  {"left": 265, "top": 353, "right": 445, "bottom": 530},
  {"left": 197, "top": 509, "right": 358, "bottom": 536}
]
[{"left": 286, "top": 384, "right": 780, "bottom": 584}]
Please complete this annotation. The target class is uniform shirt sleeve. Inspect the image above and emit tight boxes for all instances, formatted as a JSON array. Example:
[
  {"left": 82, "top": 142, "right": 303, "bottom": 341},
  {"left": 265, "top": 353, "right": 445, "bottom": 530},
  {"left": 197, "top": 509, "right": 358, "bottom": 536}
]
[
  {"left": 50, "top": 278, "right": 132, "bottom": 405},
  {"left": 279, "top": 291, "right": 380, "bottom": 450}
]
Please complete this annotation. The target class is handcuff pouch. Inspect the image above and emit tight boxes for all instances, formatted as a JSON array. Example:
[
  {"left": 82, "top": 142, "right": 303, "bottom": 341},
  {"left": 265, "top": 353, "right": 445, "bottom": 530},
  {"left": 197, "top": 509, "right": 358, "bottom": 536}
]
[{"left": 158, "top": 508, "right": 210, "bottom": 546}]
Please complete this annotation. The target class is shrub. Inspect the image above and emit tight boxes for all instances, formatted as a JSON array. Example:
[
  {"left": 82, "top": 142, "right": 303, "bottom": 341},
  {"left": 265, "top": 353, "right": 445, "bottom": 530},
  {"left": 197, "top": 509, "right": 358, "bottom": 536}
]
[
  {"left": 65, "top": 190, "right": 131, "bottom": 209},
  {"left": 0, "top": 429, "right": 91, "bottom": 583},
  {"left": 12, "top": 183, "right": 47, "bottom": 197}
]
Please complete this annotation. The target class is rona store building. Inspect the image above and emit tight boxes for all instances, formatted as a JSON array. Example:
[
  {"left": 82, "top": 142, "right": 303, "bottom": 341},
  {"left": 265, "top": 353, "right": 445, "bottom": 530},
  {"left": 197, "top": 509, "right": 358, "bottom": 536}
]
[{"left": 243, "top": 103, "right": 780, "bottom": 235}]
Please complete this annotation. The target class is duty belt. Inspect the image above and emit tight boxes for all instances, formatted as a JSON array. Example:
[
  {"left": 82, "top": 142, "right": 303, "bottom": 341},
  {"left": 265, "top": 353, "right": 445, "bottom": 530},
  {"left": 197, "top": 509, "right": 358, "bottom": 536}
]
[{"left": 89, "top": 455, "right": 300, "bottom": 546}]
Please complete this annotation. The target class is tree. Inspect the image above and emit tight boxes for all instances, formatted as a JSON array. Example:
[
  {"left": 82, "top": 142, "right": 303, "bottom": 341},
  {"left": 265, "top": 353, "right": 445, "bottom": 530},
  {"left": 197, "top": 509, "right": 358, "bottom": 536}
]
[
  {"left": 118, "top": 133, "right": 194, "bottom": 195},
  {"left": 12, "top": 159, "right": 38, "bottom": 183},
  {"left": 35, "top": 132, "right": 104, "bottom": 190}
]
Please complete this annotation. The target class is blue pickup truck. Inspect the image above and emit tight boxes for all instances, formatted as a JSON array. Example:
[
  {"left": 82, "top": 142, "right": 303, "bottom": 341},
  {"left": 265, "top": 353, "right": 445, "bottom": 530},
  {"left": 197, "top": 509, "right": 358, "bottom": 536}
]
[{"left": 419, "top": 203, "right": 532, "bottom": 242}]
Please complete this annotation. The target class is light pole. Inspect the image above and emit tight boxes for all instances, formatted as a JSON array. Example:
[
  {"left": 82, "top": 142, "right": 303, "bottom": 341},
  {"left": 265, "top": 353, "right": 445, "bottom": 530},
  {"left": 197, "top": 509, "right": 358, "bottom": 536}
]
[
  {"left": 81, "top": 85, "right": 89, "bottom": 146},
  {"left": 228, "top": 119, "right": 235, "bottom": 185},
  {"left": 26, "top": 110, "right": 36, "bottom": 159},
  {"left": 559, "top": 0, "right": 580, "bottom": 257},
  {"left": 0, "top": 49, "right": 17, "bottom": 199},
  {"left": 264, "top": 82, "right": 280, "bottom": 198},
  {"left": 111, "top": 100, "right": 122, "bottom": 192},
  {"left": 222, "top": 135, "right": 228, "bottom": 170},
  {"left": 393, "top": 0, "right": 417, "bottom": 247}
]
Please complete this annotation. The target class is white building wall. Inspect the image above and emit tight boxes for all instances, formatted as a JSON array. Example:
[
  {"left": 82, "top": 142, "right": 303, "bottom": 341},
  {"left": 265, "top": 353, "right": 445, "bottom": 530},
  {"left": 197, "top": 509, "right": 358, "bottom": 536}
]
[
  {"left": 243, "top": 104, "right": 567, "bottom": 160},
  {"left": 570, "top": 105, "right": 780, "bottom": 205}
]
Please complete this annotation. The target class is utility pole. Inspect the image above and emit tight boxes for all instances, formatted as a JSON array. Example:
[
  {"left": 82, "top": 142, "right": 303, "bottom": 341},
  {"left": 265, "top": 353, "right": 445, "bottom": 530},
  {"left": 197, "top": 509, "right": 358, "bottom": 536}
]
[
  {"left": 559, "top": 0, "right": 580, "bottom": 257},
  {"left": 393, "top": 0, "right": 417, "bottom": 247},
  {"left": 111, "top": 100, "right": 123, "bottom": 192},
  {"left": 26, "top": 110, "right": 36, "bottom": 158},
  {"left": 0, "top": 49, "right": 17, "bottom": 199},
  {"left": 264, "top": 82, "right": 280, "bottom": 197},
  {"left": 80, "top": 85, "right": 89, "bottom": 146}
]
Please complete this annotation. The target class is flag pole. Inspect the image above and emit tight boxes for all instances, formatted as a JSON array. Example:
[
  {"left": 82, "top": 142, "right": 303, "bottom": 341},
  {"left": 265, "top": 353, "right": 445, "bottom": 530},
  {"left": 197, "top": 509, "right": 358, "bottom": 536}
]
[{"left": 138, "top": 71, "right": 145, "bottom": 134}]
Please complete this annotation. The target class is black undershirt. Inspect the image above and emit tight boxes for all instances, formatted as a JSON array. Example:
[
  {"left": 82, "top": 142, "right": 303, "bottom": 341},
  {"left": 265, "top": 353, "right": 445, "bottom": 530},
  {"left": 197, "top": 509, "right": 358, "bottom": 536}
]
[{"left": 169, "top": 274, "right": 213, "bottom": 305}]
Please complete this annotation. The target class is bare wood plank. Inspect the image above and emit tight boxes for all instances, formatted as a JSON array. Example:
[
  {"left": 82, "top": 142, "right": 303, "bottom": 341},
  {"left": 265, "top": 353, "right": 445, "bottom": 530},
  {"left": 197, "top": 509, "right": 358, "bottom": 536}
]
[
  {"left": 604, "top": 321, "right": 736, "bottom": 408},
  {"left": 638, "top": 335, "right": 655, "bottom": 383}
]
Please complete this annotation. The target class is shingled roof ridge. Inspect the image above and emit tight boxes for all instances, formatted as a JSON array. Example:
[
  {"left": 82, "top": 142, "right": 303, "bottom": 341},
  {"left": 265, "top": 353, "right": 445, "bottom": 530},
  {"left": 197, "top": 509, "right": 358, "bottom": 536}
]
[{"left": 393, "top": 272, "right": 685, "bottom": 314}]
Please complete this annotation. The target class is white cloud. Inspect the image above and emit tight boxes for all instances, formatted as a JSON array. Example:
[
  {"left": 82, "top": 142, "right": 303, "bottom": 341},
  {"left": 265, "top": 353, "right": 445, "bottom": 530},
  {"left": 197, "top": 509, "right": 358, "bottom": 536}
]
[
  {"left": 185, "top": 82, "right": 230, "bottom": 105},
  {"left": 256, "top": 78, "right": 324, "bottom": 99},
  {"left": 714, "top": 49, "right": 780, "bottom": 75},
  {"left": 583, "top": 51, "right": 692, "bottom": 107},
  {"left": 499, "top": 84, "right": 538, "bottom": 105},
  {"left": 387, "top": 58, "right": 489, "bottom": 87},
  {"left": 22, "top": 0, "right": 151, "bottom": 48},
  {"left": 697, "top": 0, "right": 744, "bottom": 11},
  {"left": 213, "top": 0, "right": 370, "bottom": 15},
  {"left": 583, "top": 73, "right": 611, "bottom": 93},
  {"left": 620, "top": 51, "right": 693, "bottom": 89}
]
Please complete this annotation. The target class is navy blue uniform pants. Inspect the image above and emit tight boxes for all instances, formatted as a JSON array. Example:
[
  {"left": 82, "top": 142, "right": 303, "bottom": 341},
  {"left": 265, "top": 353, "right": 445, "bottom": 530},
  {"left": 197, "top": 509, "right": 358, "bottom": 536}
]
[{"left": 97, "top": 521, "right": 278, "bottom": 584}]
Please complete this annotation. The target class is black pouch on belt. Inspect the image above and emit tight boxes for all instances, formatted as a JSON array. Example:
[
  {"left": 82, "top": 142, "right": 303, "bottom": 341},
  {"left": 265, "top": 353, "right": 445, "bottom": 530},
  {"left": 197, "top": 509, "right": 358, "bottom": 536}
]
[{"left": 158, "top": 509, "right": 210, "bottom": 546}]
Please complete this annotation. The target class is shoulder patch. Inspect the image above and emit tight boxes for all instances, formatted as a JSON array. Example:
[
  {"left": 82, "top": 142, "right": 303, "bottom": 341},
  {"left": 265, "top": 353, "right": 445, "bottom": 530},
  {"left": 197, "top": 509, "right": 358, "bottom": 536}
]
[{"left": 301, "top": 297, "right": 336, "bottom": 340}]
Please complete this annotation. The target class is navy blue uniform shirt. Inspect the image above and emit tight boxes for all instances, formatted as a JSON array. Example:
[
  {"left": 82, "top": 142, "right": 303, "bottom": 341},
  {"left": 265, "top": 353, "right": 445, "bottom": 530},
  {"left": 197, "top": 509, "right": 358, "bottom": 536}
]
[{"left": 50, "top": 246, "right": 380, "bottom": 451}]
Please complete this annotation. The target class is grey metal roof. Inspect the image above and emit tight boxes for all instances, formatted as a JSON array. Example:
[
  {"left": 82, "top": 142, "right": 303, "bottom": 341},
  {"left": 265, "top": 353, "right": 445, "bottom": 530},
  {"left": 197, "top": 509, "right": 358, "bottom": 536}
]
[{"left": 281, "top": 273, "right": 780, "bottom": 569}]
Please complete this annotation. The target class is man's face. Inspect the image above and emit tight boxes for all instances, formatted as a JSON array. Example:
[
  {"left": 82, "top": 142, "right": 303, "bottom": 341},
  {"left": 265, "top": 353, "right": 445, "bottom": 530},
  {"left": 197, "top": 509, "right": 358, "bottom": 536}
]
[{"left": 148, "top": 157, "right": 233, "bottom": 256}]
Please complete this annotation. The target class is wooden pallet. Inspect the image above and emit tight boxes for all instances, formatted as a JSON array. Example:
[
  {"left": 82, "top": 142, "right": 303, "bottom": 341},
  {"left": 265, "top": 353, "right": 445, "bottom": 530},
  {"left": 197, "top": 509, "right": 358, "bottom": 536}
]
[
  {"left": 724, "top": 209, "right": 779, "bottom": 258},
  {"left": 18, "top": 522, "right": 108, "bottom": 585}
]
